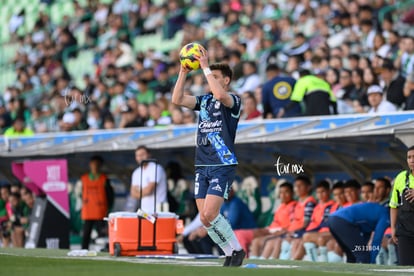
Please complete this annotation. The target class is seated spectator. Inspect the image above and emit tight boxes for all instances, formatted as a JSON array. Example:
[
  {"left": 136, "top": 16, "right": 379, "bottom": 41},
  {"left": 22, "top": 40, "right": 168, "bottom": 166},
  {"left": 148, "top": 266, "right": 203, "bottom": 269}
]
[
  {"left": 243, "top": 182, "right": 296, "bottom": 259},
  {"left": 4, "top": 117, "right": 34, "bottom": 137},
  {"left": 0, "top": 184, "right": 11, "bottom": 247},
  {"left": 146, "top": 103, "right": 171, "bottom": 127},
  {"left": 170, "top": 108, "right": 184, "bottom": 125},
  {"left": 165, "top": 0, "right": 186, "bottom": 39},
  {"left": 404, "top": 71, "right": 414, "bottom": 110},
  {"left": 119, "top": 105, "right": 145, "bottom": 128},
  {"left": 86, "top": 104, "right": 103, "bottom": 130},
  {"left": 103, "top": 114, "right": 116, "bottom": 129},
  {"left": 336, "top": 69, "right": 357, "bottom": 114},
  {"left": 0, "top": 99, "right": 12, "bottom": 134},
  {"left": 367, "top": 85, "right": 397, "bottom": 114},
  {"left": 19, "top": 187, "right": 34, "bottom": 239},
  {"left": 233, "top": 61, "right": 261, "bottom": 95},
  {"left": 395, "top": 36, "right": 414, "bottom": 78},
  {"left": 240, "top": 92, "right": 261, "bottom": 120},
  {"left": 283, "top": 32, "right": 310, "bottom": 64},
  {"left": 300, "top": 180, "right": 339, "bottom": 261},
  {"left": 350, "top": 68, "right": 369, "bottom": 113},
  {"left": 325, "top": 68, "right": 341, "bottom": 98},
  {"left": 155, "top": 69, "right": 173, "bottom": 98},
  {"left": 71, "top": 108, "right": 89, "bottom": 131},
  {"left": 343, "top": 179, "right": 361, "bottom": 207},
  {"left": 137, "top": 79, "right": 156, "bottom": 105},
  {"left": 380, "top": 60, "right": 406, "bottom": 108},
  {"left": 8, "top": 192, "right": 25, "bottom": 248},
  {"left": 182, "top": 109, "right": 196, "bottom": 124},
  {"left": 320, "top": 181, "right": 347, "bottom": 263},
  {"left": 371, "top": 178, "right": 395, "bottom": 265},
  {"left": 360, "top": 181, "right": 374, "bottom": 202},
  {"left": 279, "top": 176, "right": 316, "bottom": 260}
]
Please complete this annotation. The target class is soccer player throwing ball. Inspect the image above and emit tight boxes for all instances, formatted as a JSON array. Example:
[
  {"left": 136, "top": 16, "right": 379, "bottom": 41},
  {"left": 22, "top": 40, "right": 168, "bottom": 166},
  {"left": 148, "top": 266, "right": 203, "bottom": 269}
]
[{"left": 172, "top": 46, "right": 245, "bottom": 266}]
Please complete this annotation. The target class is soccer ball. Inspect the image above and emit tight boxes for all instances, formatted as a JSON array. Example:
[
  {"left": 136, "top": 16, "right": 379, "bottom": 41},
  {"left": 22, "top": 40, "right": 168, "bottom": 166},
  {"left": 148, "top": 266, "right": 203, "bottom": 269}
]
[{"left": 179, "top": 42, "right": 203, "bottom": 71}]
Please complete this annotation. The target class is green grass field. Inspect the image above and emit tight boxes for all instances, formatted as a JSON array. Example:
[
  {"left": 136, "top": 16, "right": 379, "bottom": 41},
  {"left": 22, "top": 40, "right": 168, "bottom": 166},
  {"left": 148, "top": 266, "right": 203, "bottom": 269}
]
[{"left": 1, "top": 248, "right": 414, "bottom": 276}]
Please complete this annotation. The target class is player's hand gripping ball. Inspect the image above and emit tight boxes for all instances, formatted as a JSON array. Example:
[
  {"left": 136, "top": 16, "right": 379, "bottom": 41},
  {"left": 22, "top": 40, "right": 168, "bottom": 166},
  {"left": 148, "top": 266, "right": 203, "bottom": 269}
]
[{"left": 179, "top": 42, "right": 204, "bottom": 71}]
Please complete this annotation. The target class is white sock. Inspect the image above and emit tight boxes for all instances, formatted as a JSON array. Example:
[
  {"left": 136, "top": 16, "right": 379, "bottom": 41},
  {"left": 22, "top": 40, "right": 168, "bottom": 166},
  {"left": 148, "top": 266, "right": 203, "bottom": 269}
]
[
  {"left": 304, "top": 242, "right": 317, "bottom": 262},
  {"left": 318, "top": 246, "right": 328, "bottom": 262},
  {"left": 279, "top": 240, "right": 291, "bottom": 260},
  {"left": 388, "top": 243, "right": 398, "bottom": 265},
  {"left": 327, "top": 251, "right": 343, "bottom": 263},
  {"left": 376, "top": 247, "right": 388, "bottom": 265},
  {"left": 206, "top": 214, "right": 241, "bottom": 256}
]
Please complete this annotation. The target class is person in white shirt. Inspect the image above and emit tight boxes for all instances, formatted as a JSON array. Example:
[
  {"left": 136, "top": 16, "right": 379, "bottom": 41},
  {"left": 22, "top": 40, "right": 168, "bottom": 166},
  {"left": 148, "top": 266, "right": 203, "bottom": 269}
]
[
  {"left": 367, "top": 85, "right": 397, "bottom": 114},
  {"left": 130, "top": 145, "right": 167, "bottom": 213},
  {"left": 233, "top": 61, "right": 261, "bottom": 95}
]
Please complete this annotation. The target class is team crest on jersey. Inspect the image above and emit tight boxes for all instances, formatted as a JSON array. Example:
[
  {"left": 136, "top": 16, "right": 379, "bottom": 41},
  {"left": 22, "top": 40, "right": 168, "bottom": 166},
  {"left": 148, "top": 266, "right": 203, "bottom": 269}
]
[
  {"left": 273, "top": 81, "right": 292, "bottom": 100},
  {"left": 214, "top": 101, "right": 221, "bottom": 109}
]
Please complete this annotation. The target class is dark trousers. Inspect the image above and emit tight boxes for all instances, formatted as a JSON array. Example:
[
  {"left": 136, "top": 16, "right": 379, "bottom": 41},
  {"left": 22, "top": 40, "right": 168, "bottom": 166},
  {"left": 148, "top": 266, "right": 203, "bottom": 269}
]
[
  {"left": 82, "top": 220, "right": 105, "bottom": 250},
  {"left": 397, "top": 235, "right": 414, "bottom": 265},
  {"left": 328, "top": 216, "right": 371, "bottom": 263},
  {"left": 183, "top": 235, "right": 224, "bottom": 255}
]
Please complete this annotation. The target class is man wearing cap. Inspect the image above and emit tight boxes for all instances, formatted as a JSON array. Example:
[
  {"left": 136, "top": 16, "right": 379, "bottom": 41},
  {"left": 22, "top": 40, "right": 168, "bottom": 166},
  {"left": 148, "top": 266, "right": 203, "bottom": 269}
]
[{"left": 367, "top": 85, "right": 397, "bottom": 114}]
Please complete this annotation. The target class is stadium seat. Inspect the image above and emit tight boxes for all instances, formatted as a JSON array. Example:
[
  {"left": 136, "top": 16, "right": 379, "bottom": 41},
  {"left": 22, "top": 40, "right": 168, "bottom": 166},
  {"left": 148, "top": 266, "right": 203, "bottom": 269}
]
[
  {"left": 66, "top": 50, "right": 95, "bottom": 89},
  {"left": 0, "top": 67, "right": 17, "bottom": 93},
  {"left": 158, "top": 30, "right": 183, "bottom": 53},
  {"left": 0, "top": 25, "right": 11, "bottom": 45},
  {"left": 50, "top": 2, "right": 75, "bottom": 26},
  {"left": 0, "top": 43, "right": 18, "bottom": 66},
  {"left": 133, "top": 33, "right": 163, "bottom": 53}
]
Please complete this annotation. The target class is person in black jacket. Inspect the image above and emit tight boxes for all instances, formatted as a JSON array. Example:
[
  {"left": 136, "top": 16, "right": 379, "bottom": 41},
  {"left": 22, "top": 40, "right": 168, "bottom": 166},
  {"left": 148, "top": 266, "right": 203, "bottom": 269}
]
[{"left": 380, "top": 59, "right": 406, "bottom": 108}]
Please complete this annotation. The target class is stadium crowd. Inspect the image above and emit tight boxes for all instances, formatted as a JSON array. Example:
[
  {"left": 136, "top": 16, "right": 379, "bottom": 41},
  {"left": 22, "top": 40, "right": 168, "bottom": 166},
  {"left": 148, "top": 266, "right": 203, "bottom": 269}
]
[{"left": 0, "top": 0, "right": 414, "bottom": 135}]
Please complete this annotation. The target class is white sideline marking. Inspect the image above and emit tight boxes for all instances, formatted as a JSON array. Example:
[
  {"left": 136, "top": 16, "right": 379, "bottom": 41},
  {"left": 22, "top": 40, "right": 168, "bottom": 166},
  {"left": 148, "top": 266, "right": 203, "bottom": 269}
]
[{"left": 372, "top": 268, "right": 414, "bottom": 273}]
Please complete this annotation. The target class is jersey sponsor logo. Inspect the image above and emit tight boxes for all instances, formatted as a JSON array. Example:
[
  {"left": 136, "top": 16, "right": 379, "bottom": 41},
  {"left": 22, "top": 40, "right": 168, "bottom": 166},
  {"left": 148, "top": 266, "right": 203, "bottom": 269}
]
[
  {"left": 199, "top": 120, "right": 223, "bottom": 133},
  {"left": 273, "top": 81, "right": 292, "bottom": 100}
]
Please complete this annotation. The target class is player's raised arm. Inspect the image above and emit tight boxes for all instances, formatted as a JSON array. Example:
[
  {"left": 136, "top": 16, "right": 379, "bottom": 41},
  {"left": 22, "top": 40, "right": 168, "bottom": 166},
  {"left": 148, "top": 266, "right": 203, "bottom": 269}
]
[
  {"left": 172, "top": 66, "right": 197, "bottom": 109},
  {"left": 197, "top": 48, "right": 234, "bottom": 108}
]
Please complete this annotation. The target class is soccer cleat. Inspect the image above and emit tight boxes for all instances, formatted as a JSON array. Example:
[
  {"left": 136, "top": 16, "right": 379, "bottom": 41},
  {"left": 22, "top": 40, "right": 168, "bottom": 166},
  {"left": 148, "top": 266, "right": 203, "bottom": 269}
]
[
  {"left": 230, "top": 249, "right": 246, "bottom": 266},
  {"left": 223, "top": 256, "right": 232, "bottom": 267}
]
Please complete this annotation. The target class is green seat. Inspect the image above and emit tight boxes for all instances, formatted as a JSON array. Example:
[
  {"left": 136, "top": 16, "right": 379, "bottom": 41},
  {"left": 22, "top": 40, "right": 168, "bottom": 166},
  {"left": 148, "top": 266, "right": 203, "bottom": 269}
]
[
  {"left": 0, "top": 67, "right": 16, "bottom": 93},
  {"left": 0, "top": 25, "right": 11, "bottom": 45},
  {"left": 158, "top": 30, "right": 183, "bottom": 53},
  {"left": 99, "top": 0, "right": 114, "bottom": 4},
  {"left": 66, "top": 50, "right": 95, "bottom": 89},
  {"left": 0, "top": 43, "right": 18, "bottom": 66},
  {"left": 50, "top": 2, "right": 75, "bottom": 26},
  {"left": 133, "top": 33, "right": 163, "bottom": 53}
]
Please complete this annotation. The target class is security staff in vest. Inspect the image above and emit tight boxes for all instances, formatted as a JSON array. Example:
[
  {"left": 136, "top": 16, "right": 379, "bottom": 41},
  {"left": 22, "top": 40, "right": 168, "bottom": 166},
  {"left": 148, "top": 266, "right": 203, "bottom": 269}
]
[
  {"left": 81, "top": 155, "right": 114, "bottom": 250},
  {"left": 390, "top": 145, "right": 414, "bottom": 266},
  {"left": 280, "top": 69, "right": 337, "bottom": 116}
]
